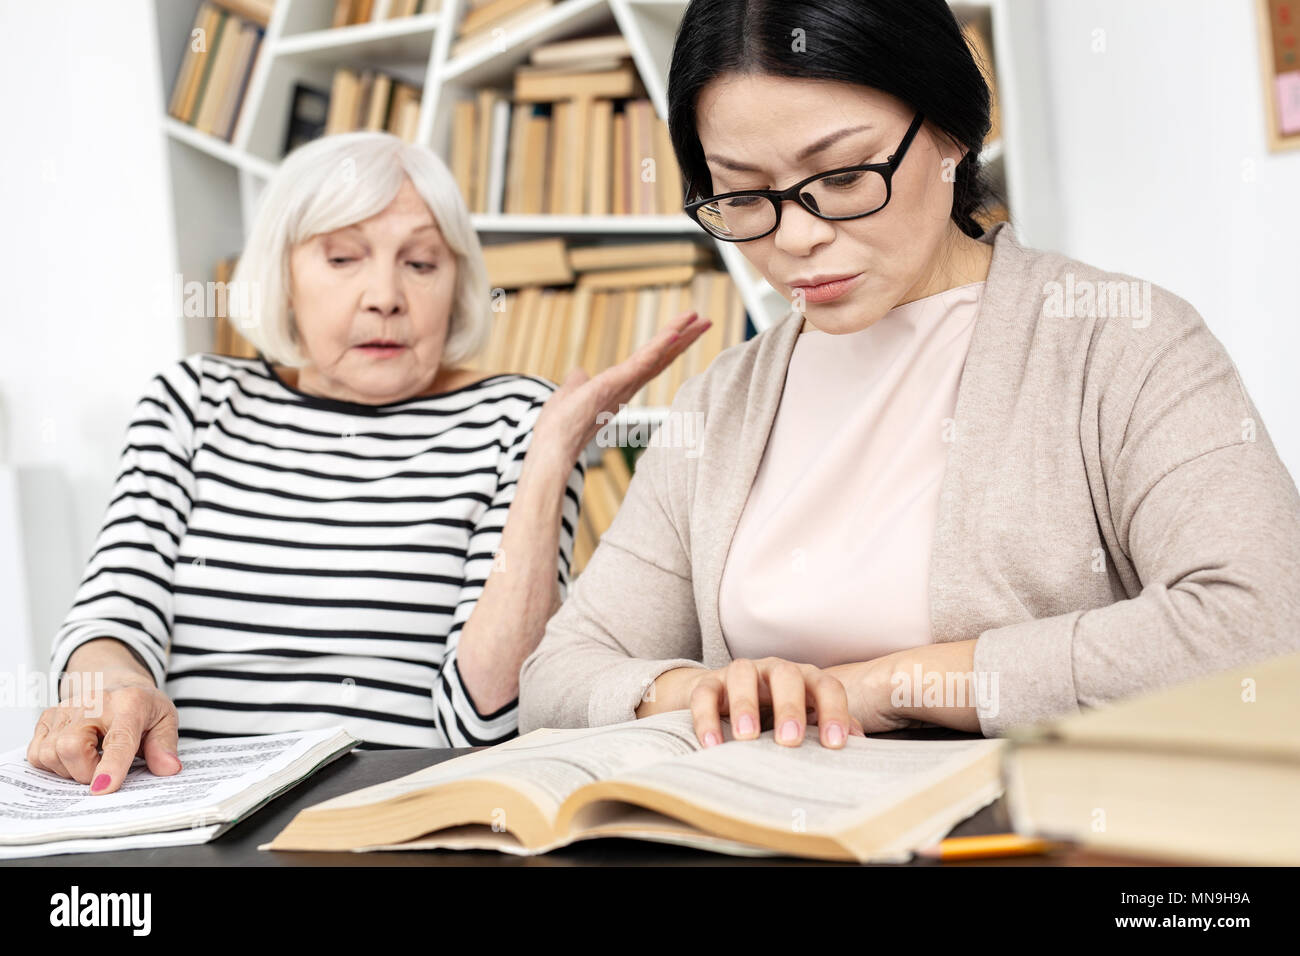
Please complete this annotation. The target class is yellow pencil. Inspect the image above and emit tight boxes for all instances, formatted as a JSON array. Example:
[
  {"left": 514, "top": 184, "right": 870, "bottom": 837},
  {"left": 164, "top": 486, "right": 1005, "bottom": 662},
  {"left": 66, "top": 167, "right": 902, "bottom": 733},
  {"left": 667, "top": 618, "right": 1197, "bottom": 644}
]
[{"left": 915, "top": 833, "right": 1064, "bottom": 861}]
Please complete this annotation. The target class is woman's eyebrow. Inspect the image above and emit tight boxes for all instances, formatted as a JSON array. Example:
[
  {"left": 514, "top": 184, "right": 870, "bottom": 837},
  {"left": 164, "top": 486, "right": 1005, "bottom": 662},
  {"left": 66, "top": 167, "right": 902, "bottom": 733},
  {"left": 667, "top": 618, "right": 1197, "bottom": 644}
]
[{"left": 705, "top": 124, "right": 874, "bottom": 173}]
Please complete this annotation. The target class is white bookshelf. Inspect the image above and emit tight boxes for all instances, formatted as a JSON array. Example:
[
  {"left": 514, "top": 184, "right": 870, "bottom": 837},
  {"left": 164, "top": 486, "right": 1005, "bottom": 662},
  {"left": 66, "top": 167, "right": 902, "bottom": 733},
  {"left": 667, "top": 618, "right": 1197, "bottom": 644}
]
[{"left": 153, "top": 0, "right": 1058, "bottom": 393}]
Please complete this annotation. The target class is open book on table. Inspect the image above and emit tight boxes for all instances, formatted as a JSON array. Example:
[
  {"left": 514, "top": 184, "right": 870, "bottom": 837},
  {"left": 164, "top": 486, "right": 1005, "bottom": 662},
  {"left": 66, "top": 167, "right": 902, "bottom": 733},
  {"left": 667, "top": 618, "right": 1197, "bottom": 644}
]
[
  {"left": 263, "top": 710, "right": 1005, "bottom": 862},
  {"left": 0, "top": 726, "right": 359, "bottom": 859}
]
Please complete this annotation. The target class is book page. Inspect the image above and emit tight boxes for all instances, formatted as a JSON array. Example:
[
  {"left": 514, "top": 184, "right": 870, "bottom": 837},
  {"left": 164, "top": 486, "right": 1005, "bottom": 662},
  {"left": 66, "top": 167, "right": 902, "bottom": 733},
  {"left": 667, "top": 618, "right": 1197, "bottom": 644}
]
[
  {"left": 300, "top": 710, "right": 704, "bottom": 818},
  {"left": 605, "top": 728, "right": 1003, "bottom": 837},
  {"left": 0, "top": 727, "right": 347, "bottom": 844}
]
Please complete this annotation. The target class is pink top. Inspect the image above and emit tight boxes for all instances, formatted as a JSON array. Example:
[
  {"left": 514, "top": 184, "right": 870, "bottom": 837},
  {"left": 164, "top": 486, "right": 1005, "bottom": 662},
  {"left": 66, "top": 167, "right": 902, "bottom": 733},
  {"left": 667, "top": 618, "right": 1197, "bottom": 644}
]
[{"left": 718, "top": 280, "right": 986, "bottom": 667}]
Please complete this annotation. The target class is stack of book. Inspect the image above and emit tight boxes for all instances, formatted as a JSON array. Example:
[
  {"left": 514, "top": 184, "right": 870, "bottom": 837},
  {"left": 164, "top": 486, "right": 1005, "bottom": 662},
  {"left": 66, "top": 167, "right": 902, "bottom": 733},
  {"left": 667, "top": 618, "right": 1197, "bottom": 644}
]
[
  {"left": 464, "top": 238, "right": 747, "bottom": 408},
  {"left": 573, "top": 446, "right": 632, "bottom": 575},
  {"left": 450, "top": 35, "right": 684, "bottom": 215},
  {"left": 451, "top": 0, "right": 558, "bottom": 60},
  {"left": 324, "top": 69, "right": 423, "bottom": 141},
  {"left": 959, "top": 13, "right": 1001, "bottom": 147},
  {"left": 167, "top": 0, "right": 273, "bottom": 142},
  {"left": 330, "top": 0, "right": 440, "bottom": 25},
  {"left": 213, "top": 255, "right": 259, "bottom": 359}
]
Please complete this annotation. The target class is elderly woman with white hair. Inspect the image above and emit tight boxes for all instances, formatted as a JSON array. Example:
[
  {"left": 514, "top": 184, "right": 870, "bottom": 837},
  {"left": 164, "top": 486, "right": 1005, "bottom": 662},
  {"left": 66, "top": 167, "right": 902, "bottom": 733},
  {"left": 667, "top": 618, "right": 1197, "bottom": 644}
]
[{"left": 27, "top": 131, "right": 710, "bottom": 795}]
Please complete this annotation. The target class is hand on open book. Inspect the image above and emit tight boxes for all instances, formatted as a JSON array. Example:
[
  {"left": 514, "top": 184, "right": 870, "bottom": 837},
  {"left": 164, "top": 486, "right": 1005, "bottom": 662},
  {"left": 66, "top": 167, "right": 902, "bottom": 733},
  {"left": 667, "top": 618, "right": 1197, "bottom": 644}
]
[
  {"left": 527, "top": 309, "right": 713, "bottom": 468},
  {"left": 26, "top": 673, "right": 182, "bottom": 796},
  {"left": 684, "top": 657, "right": 871, "bottom": 750}
]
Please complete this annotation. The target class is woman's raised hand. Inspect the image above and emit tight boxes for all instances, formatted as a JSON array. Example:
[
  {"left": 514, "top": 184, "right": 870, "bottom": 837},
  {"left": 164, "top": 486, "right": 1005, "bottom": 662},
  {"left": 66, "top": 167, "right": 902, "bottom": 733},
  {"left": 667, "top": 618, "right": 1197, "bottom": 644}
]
[
  {"left": 689, "top": 657, "right": 867, "bottom": 749},
  {"left": 530, "top": 310, "right": 713, "bottom": 464},
  {"left": 27, "top": 671, "right": 182, "bottom": 795}
]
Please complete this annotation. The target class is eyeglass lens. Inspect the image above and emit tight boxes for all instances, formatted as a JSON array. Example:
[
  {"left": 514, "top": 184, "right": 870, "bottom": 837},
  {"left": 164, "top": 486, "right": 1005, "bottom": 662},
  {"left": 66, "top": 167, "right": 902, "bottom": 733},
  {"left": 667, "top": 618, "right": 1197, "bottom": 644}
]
[{"left": 695, "top": 168, "right": 889, "bottom": 240}]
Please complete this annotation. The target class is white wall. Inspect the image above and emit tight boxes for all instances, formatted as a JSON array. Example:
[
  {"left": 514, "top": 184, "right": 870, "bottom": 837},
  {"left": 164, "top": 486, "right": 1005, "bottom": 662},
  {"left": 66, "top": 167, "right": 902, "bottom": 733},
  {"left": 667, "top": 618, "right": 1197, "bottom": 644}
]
[
  {"left": 1034, "top": 0, "right": 1300, "bottom": 479},
  {"left": 0, "top": 0, "right": 180, "bottom": 748}
]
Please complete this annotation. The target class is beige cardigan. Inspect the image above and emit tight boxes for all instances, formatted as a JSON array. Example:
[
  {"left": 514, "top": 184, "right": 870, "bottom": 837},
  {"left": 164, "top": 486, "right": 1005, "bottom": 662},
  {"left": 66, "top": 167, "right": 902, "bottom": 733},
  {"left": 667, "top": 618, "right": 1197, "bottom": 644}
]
[{"left": 518, "top": 221, "right": 1300, "bottom": 737}]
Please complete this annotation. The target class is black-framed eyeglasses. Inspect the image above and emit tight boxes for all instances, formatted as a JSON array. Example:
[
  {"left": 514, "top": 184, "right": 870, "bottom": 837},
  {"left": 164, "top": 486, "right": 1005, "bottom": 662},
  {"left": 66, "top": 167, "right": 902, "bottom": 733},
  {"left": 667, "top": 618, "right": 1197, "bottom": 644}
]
[{"left": 683, "top": 111, "right": 926, "bottom": 242}]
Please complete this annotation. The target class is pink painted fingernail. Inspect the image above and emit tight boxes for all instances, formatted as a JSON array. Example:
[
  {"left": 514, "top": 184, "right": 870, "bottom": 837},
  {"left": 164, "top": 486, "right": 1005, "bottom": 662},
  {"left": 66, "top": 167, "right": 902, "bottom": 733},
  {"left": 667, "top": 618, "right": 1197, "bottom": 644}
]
[
  {"left": 703, "top": 731, "right": 719, "bottom": 747},
  {"left": 737, "top": 714, "right": 755, "bottom": 736},
  {"left": 91, "top": 773, "right": 111, "bottom": 793},
  {"left": 825, "top": 723, "right": 845, "bottom": 747},
  {"left": 779, "top": 720, "right": 799, "bottom": 743}
]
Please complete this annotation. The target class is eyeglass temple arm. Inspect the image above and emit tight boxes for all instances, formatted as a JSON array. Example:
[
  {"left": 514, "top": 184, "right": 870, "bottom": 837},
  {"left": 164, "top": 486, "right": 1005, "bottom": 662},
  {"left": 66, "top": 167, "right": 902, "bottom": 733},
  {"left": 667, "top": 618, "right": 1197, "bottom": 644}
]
[{"left": 887, "top": 112, "right": 926, "bottom": 167}]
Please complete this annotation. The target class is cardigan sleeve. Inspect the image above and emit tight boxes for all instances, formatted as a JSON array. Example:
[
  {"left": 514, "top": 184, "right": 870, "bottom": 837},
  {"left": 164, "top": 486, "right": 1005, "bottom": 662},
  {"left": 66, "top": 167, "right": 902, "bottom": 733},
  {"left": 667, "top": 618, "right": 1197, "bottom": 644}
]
[
  {"left": 971, "top": 314, "right": 1300, "bottom": 736},
  {"left": 518, "top": 379, "right": 710, "bottom": 733}
]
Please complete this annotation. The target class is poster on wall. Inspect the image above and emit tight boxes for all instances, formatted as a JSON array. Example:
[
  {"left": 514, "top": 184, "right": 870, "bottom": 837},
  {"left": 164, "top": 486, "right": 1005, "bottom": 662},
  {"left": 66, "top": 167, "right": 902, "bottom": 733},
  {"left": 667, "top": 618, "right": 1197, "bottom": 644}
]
[{"left": 1259, "top": 0, "right": 1300, "bottom": 150}]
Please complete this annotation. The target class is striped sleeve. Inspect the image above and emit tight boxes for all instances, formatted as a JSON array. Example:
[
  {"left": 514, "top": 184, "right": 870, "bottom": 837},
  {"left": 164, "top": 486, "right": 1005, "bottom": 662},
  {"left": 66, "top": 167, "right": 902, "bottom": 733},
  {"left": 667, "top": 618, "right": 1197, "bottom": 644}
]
[
  {"left": 50, "top": 357, "right": 201, "bottom": 689},
  {"left": 433, "top": 383, "right": 585, "bottom": 746}
]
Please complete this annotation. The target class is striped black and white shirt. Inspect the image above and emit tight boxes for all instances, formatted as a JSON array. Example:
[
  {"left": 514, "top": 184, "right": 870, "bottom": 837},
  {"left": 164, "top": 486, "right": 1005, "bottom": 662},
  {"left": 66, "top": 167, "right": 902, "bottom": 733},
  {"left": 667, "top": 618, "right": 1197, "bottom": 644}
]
[{"left": 50, "top": 353, "right": 584, "bottom": 749}]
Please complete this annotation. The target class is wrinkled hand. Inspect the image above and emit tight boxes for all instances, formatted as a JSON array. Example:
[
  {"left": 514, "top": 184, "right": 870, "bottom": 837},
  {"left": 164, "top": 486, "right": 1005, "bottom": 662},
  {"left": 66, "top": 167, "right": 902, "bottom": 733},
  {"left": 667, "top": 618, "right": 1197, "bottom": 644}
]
[
  {"left": 26, "top": 673, "right": 182, "bottom": 795},
  {"left": 531, "top": 309, "right": 713, "bottom": 464}
]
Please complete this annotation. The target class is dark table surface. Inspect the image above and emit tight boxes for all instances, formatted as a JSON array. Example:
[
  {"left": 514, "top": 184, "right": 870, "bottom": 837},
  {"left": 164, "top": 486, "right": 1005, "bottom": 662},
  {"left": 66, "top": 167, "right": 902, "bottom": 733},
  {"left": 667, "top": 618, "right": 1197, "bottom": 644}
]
[{"left": 1, "top": 726, "right": 1140, "bottom": 866}]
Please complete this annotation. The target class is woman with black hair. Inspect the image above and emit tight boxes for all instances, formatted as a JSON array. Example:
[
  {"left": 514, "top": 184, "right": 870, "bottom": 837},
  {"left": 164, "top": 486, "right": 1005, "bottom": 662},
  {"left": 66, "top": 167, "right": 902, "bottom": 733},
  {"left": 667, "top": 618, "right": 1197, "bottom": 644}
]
[{"left": 519, "top": 0, "right": 1300, "bottom": 749}]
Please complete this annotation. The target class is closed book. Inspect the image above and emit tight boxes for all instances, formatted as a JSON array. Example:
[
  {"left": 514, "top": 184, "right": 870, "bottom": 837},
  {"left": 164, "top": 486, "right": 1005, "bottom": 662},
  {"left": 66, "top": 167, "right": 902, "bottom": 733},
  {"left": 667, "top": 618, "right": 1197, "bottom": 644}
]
[
  {"left": 586, "top": 98, "right": 613, "bottom": 215},
  {"left": 194, "top": 11, "right": 242, "bottom": 135},
  {"left": 519, "top": 113, "right": 549, "bottom": 214},
  {"left": 611, "top": 108, "right": 627, "bottom": 215},
  {"left": 568, "top": 240, "right": 711, "bottom": 272},
  {"left": 183, "top": 8, "right": 228, "bottom": 124},
  {"left": 450, "top": 99, "right": 477, "bottom": 203},
  {"left": 1004, "top": 650, "right": 1300, "bottom": 866},
  {"left": 167, "top": 3, "right": 213, "bottom": 120},
  {"left": 529, "top": 33, "right": 630, "bottom": 68},
  {"left": 576, "top": 264, "right": 698, "bottom": 289},
  {"left": 325, "top": 68, "right": 361, "bottom": 135},
  {"left": 481, "top": 238, "right": 572, "bottom": 289},
  {"left": 513, "top": 64, "right": 638, "bottom": 103}
]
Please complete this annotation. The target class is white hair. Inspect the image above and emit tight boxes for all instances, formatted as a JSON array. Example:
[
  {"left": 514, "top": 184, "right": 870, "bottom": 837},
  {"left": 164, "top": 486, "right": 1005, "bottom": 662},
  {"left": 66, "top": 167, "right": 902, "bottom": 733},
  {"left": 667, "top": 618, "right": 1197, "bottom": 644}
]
[{"left": 229, "top": 131, "right": 490, "bottom": 368}]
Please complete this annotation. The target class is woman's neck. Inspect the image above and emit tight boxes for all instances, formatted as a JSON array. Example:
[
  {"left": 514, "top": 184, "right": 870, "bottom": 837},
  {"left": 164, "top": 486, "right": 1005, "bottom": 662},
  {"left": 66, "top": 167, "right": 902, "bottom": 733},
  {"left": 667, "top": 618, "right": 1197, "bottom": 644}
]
[{"left": 899, "top": 227, "right": 993, "bottom": 306}]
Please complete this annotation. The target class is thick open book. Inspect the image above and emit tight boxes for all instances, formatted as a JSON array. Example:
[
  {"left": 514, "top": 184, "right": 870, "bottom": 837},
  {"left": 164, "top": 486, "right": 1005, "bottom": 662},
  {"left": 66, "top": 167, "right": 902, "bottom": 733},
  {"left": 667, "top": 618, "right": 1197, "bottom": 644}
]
[
  {"left": 1004, "top": 649, "right": 1300, "bottom": 865},
  {"left": 263, "top": 710, "right": 1004, "bottom": 862},
  {"left": 0, "top": 726, "right": 358, "bottom": 858}
]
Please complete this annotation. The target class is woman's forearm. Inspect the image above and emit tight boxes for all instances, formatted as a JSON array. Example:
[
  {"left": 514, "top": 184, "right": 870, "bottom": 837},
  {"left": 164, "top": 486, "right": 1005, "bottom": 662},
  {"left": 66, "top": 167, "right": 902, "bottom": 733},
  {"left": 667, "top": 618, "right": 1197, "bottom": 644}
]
[
  {"left": 454, "top": 452, "right": 572, "bottom": 715},
  {"left": 833, "top": 639, "right": 983, "bottom": 733}
]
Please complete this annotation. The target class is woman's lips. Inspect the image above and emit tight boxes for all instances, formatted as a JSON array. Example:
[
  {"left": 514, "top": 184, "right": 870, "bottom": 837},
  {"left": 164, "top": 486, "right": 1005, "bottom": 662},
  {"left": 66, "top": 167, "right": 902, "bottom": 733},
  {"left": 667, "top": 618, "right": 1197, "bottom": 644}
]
[
  {"left": 354, "top": 343, "right": 406, "bottom": 357},
  {"left": 790, "top": 272, "right": 864, "bottom": 304}
]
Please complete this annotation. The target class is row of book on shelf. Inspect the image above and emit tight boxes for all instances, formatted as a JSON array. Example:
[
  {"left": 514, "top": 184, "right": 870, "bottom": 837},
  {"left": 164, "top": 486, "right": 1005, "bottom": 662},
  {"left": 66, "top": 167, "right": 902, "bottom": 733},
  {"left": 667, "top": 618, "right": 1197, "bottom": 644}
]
[
  {"left": 451, "top": 0, "right": 564, "bottom": 60},
  {"left": 167, "top": 0, "right": 273, "bottom": 142},
  {"left": 451, "top": 36, "right": 682, "bottom": 216},
  {"left": 464, "top": 237, "right": 746, "bottom": 408},
  {"left": 574, "top": 446, "right": 632, "bottom": 576},
  {"left": 331, "top": 0, "right": 440, "bottom": 26}
]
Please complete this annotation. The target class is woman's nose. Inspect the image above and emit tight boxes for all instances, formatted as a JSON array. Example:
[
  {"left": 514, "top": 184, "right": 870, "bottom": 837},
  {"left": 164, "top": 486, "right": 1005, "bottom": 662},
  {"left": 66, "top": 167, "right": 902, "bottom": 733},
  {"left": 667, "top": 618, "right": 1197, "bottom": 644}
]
[
  {"left": 772, "top": 199, "right": 835, "bottom": 257},
  {"left": 360, "top": 265, "right": 405, "bottom": 315}
]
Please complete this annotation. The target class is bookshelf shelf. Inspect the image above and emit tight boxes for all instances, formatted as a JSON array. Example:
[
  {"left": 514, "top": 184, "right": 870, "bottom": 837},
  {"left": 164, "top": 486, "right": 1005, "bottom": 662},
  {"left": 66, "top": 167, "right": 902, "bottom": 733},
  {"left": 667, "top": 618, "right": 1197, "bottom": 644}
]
[
  {"left": 164, "top": 117, "right": 278, "bottom": 178},
  {"left": 439, "top": 0, "right": 611, "bottom": 83},
  {"left": 470, "top": 213, "right": 697, "bottom": 234},
  {"left": 273, "top": 14, "right": 442, "bottom": 60}
]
